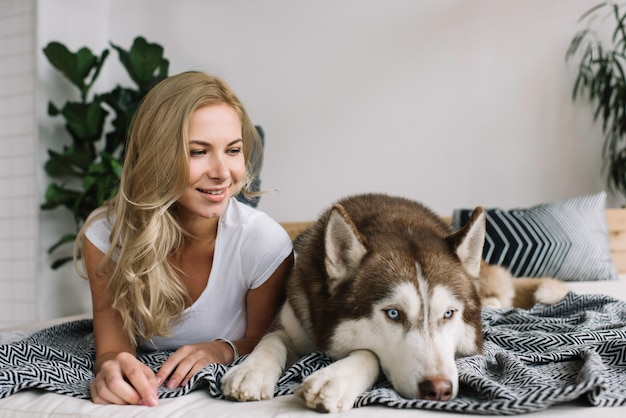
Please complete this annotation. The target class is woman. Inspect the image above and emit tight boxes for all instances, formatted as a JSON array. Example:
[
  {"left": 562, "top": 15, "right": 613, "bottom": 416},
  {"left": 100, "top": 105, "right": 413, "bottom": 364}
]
[{"left": 74, "top": 71, "right": 294, "bottom": 406}]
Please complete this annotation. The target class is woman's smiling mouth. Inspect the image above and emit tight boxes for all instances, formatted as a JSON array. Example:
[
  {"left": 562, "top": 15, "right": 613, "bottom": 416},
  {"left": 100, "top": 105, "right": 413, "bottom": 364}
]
[
  {"left": 197, "top": 188, "right": 225, "bottom": 195},
  {"left": 196, "top": 187, "right": 229, "bottom": 202}
]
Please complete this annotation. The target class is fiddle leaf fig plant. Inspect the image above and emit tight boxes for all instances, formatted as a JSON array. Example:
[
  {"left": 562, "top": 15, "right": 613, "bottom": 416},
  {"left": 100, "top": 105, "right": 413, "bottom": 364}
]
[
  {"left": 42, "top": 36, "right": 169, "bottom": 269},
  {"left": 566, "top": 1, "right": 626, "bottom": 198}
]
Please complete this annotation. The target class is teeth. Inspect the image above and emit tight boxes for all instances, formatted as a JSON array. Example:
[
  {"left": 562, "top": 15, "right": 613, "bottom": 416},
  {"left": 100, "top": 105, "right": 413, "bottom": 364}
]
[{"left": 200, "top": 189, "right": 222, "bottom": 195}]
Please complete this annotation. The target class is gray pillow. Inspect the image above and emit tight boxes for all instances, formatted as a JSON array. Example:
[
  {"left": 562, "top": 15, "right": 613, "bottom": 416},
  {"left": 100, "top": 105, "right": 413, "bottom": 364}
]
[{"left": 452, "top": 192, "right": 618, "bottom": 281}]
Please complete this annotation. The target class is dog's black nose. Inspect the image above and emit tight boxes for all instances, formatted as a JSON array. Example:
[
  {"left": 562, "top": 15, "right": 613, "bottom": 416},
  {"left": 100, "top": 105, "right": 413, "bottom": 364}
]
[{"left": 418, "top": 377, "right": 453, "bottom": 401}]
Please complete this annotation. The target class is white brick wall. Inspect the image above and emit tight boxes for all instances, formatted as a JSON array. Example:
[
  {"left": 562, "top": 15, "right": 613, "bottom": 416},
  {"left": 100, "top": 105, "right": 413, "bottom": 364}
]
[{"left": 0, "top": 0, "right": 38, "bottom": 328}]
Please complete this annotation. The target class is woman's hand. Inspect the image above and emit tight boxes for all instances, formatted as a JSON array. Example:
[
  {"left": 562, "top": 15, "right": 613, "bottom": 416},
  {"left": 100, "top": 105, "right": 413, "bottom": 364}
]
[
  {"left": 157, "top": 340, "right": 234, "bottom": 388},
  {"left": 91, "top": 352, "right": 159, "bottom": 406}
]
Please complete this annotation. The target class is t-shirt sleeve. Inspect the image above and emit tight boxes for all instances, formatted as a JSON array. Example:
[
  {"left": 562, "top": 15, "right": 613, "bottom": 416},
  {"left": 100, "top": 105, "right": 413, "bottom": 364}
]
[
  {"left": 84, "top": 208, "right": 114, "bottom": 257},
  {"left": 241, "top": 213, "right": 293, "bottom": 289}
]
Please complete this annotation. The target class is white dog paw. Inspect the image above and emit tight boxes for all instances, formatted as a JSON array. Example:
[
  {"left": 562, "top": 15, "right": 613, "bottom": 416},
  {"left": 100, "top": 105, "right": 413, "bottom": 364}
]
[
  {"left": 294, "top": 369, "right": 361, "bottom": 413},
  {"left": 221, "top": 363, "right": 280, "bottom": 402},
  {"left": 481, "top": 296, "right": 502, "bottom": 309}
]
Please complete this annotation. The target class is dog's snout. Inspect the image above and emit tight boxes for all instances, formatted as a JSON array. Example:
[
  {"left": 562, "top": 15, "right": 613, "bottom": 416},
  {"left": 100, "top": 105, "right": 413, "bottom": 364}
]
[{"left": 418, "top": 377, "right": 453, "bottom": 401}]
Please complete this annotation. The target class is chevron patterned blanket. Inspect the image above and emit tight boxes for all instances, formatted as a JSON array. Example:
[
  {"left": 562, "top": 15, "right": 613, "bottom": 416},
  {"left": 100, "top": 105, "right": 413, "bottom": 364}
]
[{"left": 1, "top": 292, "right": 625, "bottom": 415}]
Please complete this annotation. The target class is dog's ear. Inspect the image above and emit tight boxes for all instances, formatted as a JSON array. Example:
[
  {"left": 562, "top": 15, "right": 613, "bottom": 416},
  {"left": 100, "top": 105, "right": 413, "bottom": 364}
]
[
  {"left": 448, "top": 206, "right": 485, "bottom": 278},
  {"left": 324, "top": 204, "right": 367, "bottom": 290}
]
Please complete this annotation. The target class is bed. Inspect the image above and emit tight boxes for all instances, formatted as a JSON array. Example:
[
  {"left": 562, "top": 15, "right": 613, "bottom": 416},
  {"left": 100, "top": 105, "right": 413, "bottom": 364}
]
[{"left": 1, "top": 194, "right": 626, "bottom": 418}]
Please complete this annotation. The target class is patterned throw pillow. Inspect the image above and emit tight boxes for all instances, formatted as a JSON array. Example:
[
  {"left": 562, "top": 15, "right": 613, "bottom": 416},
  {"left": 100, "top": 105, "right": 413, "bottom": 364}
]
[{"left": 452, "top": 192, "right": 618, "bottom": 281}]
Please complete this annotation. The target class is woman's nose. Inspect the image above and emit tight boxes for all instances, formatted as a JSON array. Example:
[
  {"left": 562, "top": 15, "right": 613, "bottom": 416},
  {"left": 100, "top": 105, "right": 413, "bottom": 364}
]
[{"left": 206, "top": 154, "right": 229, "bottom": 179}]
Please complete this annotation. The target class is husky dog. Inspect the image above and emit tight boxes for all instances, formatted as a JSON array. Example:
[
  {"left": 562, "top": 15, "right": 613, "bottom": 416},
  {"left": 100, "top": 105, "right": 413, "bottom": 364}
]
[{"left": 222, "top": 193, "right": 568, "bottom": 412}]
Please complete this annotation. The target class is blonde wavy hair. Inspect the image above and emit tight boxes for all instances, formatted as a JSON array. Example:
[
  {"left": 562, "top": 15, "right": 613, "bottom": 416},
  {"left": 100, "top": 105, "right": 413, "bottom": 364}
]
[{"left": 74, "top": 71, "right": 263, "bottom": 345}]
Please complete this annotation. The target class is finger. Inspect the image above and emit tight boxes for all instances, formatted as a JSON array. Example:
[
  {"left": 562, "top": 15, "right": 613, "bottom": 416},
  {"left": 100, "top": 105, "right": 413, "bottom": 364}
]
[
  {"left": 176, "top": 351, "right": 217, "bottom": 388},
  {"left": 165, "top": 359, "right": 194, "bottom": 389},
  {"left": 119, "top": 359, "right": 159, "bottom": 406},
  {"left": 90, "top": 380, "right": 127, "bottom": 405},
  {"left": 180, "top": 360, "right": 208, "bottom": 387},
  {"left": 160, "top": 347, "right": 205, "bottom": 389},
  {"left": 156, "top": 347, "right": 189, "bottom": 388},
  {"left": 125, "top": 369, "right": 158, "bottom": 406},
  {"left": 91, "top": 374, "right": 139, "bottom": 405}
]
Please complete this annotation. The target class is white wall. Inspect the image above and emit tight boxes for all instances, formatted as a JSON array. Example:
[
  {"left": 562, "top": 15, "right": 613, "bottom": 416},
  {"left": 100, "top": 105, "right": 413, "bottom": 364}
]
[
  {"left": 34, "top": 0, "right": 610, "bottom": 320},
  {"left": 0, "top": 0, "right": 38, "bottom": 328}
]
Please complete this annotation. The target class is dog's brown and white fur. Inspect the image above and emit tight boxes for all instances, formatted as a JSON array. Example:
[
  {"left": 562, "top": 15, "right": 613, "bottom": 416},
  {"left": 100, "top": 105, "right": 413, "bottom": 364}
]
[{"left": 222, "top": 194, "right": 569, "bottom": 412}]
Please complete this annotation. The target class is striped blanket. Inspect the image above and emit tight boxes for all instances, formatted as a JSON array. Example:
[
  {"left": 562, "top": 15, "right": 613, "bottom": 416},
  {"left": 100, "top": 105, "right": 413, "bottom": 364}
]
[{"left": 1, "top": 292, "right": 625, "bottom": 415}]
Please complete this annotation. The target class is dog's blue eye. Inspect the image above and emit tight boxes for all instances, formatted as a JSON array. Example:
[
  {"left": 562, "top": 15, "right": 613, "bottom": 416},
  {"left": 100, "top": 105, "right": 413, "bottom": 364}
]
[
  {"left": 443, "top": 310, "right": 454, "bottom": 320},
  {"left": 385, "top": 309, "right": 401, "bottom": 321}
]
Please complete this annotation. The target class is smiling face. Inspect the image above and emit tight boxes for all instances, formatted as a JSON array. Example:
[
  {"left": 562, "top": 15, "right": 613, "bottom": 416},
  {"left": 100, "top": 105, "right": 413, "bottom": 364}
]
[{"left": 176, "top": 103, "right": 245, "bottom": 222}]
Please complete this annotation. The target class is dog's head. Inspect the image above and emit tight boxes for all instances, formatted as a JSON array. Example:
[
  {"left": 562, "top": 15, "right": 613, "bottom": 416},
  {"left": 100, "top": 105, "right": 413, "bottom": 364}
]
[{"left": 322, "top": 203, "right": 485, "bottom": 401}]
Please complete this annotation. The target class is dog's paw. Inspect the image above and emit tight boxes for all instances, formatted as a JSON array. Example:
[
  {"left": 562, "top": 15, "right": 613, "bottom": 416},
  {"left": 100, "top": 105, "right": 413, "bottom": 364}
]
[
  {"left": 294, "top": 368, "right": 361, "bottom": 413},
  {"left": 481, "top": 296, "right": 503, "bottom": 309},
  {"left": 534, "top": 278, "right": 570, "bottom": 305},
  {"left": 221, "top": 363, "right": 281, "bottom": 402}
]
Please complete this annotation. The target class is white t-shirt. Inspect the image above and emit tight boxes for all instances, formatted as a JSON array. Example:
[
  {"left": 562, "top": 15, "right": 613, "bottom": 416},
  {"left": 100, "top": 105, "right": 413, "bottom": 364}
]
[{"left": 84, "top": 198, "right": 293, "bottom": 351}]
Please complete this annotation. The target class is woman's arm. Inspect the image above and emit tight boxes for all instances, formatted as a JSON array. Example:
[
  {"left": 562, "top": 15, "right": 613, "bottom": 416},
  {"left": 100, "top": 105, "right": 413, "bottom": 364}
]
[
  {"left": 83, "top": 238, "right": 160, "bottom": 406},
  {"left": 238, "top": 251, "right": 294, "bottom": 354}
]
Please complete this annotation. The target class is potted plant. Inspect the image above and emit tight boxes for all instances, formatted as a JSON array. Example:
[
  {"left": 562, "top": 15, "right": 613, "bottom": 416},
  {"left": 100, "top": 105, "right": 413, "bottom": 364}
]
[
  {"left": 41, "top": 36, "right": 170, "bottom": 268},
  {"left": 566, "top": 1, "right": 626, "bottom": 199}
]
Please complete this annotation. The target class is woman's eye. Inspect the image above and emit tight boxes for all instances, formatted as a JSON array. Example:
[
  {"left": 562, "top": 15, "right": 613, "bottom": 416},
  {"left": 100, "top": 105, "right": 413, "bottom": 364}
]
[
  {"left": 227, "top": 147, "right": 242, "bottom": 155},
  {"left": 190, "top": 149, "right": 205, "bottom": 157},
  {"left": 443, "top": 310, "right": 455, "bottom": 320},
  {"left": 384, "top": 309, "right": 402, "bottom": 321}
]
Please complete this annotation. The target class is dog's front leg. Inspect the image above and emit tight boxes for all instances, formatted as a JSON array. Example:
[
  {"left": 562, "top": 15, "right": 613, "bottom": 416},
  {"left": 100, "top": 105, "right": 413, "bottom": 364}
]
[
  {"left": 294, "top": 349, "right": 379, "bottom": 413},
  {"left": 221, "top": 330, "right": 289, "bottom": 401}
]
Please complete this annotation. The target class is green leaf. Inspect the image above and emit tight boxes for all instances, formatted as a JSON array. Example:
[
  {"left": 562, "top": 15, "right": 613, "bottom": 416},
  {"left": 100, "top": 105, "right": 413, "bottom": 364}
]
[
  {"left": 566, "top": 29, "right": 594, "bottom": 60},
  {"left": 71, "top": 188, "right": 100, "bottom": 222},
  {"left": 611, "top": 3, "right": 626, "bottom": 45},
  {"left": 111, "top": 37, "right": 169, "bottom": 92},
  {"left": 99, "top": 86, "right": 141, "bottom": 154},
  {"left": 61, "top": 101, "right": 108, "bottom": 147},
  {"left": 611, "top": 51, "right": 626, "bottom": 82},
  {"left": 43, "top": 42, "right": 103, "bottom": 100},
  {"left": 41, "top": 183, "right": 81, "bottom": 210},
  {"left": 43, "top": 149, "right": 80, "bottom": 177},
  {"left": 47, "top": 233, "right": 77, "bottom": 254},
  {"left": 108, "top": 155, "right": 123, "bottom": 178},
  {"left": 578, "top": 1, "right": 610, "bottom": 23},
  {"left": 572, "top": 70, "right": 585, "bottom": 100},
  {"left": 51, "top": 256, "right": 74, "bottom": 270},
  {"left": 86, "top": 49, "right": 110, "bottom": 94},
  {"left": 82, "top": 154, "right": 121, "bottom": 205},
  {"left": 45, "top": 144, "right": 92, "bottom": 174},
  {"left": 82, "top": 168, "right": 103, "bottom": 191},
  {"left": 48, "top": 102, "right": 60, "bottom": 116},
  {"left": 99, "top": 151, "right": 124, "bottom": 177}
]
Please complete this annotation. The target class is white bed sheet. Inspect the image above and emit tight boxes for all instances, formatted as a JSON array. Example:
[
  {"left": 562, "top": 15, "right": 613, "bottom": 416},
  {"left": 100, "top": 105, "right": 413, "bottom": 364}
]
[
  {"left": 1, "top": 277, "right": 625, "bottom": 418},
  {"left": 1, "top": 389, "right": 625, "bottom": 418}
]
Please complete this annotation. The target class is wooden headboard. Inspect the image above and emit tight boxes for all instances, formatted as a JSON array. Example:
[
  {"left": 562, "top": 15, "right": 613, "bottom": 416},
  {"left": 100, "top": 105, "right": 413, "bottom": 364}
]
[
  {"left": 281, "top": 208, "right": 626, "bottom": 275},
  {"left": 280, "top": 222, "right": 313, "bottom": 242},
  {"left": 607, "top": 209, "right": 626, "bottom": 274}
]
